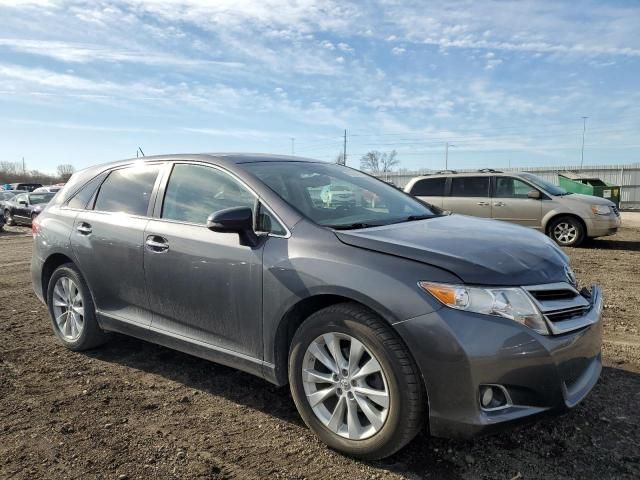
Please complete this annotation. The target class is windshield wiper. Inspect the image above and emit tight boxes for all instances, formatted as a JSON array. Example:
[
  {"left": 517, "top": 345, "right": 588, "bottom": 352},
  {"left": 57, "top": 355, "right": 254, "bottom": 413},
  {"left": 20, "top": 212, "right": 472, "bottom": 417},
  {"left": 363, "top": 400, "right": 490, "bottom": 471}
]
[
  {"left": 390, "top": 214, "right": 436, "bottom": 224},
  {"left": 327, "top": 222, "right": 379, "bottom": 230}
]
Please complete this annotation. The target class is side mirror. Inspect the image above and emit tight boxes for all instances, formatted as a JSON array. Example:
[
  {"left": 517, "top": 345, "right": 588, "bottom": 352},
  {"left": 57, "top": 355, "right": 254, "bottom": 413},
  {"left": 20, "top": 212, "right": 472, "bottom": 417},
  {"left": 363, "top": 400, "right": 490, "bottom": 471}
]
[
  {"left": 207, "top": 206, "right": 253, "bottom": 233},
  {"left": 19, "top": 200, "right": 28, "bottom": 206},
  {"left": 527, "top": 190, "right": 541, "bottom": 200},
  {"left": 207, "top": 206, "right": 260, "bottom": 247}
]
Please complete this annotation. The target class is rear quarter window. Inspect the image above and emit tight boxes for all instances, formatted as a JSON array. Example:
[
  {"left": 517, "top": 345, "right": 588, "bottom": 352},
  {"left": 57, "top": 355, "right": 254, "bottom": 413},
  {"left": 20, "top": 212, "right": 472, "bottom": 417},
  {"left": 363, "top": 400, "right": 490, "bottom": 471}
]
[
  {"left": 66, "top": 173, "right": 108, "bottom": 210},
  {"left": 409, "top": 178, "right": 446, "bottom": 196}
]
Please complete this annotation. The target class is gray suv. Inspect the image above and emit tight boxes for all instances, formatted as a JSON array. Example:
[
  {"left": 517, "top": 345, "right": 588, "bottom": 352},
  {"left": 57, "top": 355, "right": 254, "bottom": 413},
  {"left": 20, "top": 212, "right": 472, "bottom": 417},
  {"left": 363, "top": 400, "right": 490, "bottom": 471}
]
[
  {"left": 405, "top": 170, "right": 621, "bottom": 246},
  {"left": 32, "top": 154, "right": 602, "bottom": 459}
]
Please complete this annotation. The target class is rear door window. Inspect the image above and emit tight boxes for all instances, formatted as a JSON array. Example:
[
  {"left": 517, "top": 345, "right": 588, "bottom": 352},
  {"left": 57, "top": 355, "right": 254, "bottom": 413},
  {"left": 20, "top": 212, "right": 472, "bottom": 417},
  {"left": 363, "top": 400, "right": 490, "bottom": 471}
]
[
  {"left": 94, "top": 165, "right": 160, "bottom": 216},
  {"left": 409, "top": 177, "right": 446, "bottom": 196},
  {"left": 450, "top": 177, "right": 490, "bottom": 197}
]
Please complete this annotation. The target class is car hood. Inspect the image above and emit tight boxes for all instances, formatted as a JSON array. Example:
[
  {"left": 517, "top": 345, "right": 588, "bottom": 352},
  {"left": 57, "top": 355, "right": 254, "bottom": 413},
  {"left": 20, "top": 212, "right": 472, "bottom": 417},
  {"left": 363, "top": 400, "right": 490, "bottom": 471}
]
[
  {"left": 560, "top": 193, "right": 614, "bottom": 206},
  {"left": 335, "top": 215, "right": 570, "bottom": 286}
]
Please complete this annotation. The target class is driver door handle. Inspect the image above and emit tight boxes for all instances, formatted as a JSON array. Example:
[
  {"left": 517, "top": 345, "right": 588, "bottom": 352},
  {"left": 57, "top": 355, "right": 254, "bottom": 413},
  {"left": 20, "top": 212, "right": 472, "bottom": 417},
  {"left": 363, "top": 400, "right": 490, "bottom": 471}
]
[
  {"left": 76, "top": 222, "right": 92, "bottom": 235},
  {"left": 477, "top": 201, "right": 490, "bottom": 206},
  {"left": 494, "top": 202, "right": 506, "bottom": 207},
  {"left": 146, "top": 235, "right": 169, "bottom": 252}
]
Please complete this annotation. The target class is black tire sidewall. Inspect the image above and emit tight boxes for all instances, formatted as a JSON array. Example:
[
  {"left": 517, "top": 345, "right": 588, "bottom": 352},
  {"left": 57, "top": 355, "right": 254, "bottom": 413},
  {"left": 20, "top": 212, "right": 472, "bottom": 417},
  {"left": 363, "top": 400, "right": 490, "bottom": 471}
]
[
  {"left": 46, "top": 264, "right": 104, "bottom": 350},
  {"left": 289, "top": 305, "right": 419, "bottom": 459},
  {"left": 549, "top": 216, "right": 585, "bottom": 247}
]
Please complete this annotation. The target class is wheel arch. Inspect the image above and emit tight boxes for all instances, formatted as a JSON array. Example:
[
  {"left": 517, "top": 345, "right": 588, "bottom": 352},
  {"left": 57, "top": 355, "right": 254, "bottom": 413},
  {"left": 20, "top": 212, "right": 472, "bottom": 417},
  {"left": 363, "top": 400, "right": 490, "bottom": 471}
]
[
  {"left": 269, "top": 291, "right": 405, "bottom": 386},
  {"left": 41, "top": 253, "right": 75, "bottom": 304}
]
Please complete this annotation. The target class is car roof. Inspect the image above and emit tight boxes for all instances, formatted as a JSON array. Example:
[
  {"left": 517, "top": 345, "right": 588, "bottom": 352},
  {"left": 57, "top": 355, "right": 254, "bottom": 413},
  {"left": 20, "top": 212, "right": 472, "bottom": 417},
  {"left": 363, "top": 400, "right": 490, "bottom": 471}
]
[
  {"left": 409, "top": 171, "right": 529, "bottom": 181},
  {"left": 86, "top": 153, "right": 325, "bottom": 171}
]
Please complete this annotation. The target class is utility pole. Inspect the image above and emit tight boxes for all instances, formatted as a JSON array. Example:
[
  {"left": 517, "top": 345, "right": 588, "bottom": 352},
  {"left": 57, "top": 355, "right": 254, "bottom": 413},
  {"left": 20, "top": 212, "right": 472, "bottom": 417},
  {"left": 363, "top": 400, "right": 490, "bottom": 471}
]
[
  {"left": 580, "top": 116, "right": 588, "bottom": 168},
  {"left": 445, "top": 142, "right": 455, "bottom": 169},
  {"left": 291, "top": 138, "right": 295, "bottom": 155},
  {"left": 342, "top": 129, "right": 347, "bottom": 166}
]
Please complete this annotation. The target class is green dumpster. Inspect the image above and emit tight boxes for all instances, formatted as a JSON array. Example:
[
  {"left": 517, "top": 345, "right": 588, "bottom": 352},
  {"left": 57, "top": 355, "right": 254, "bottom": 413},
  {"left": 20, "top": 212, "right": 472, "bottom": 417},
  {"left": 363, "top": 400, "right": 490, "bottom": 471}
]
[{"left": 558, "top": 172, "right": 621, "bottom": 207}]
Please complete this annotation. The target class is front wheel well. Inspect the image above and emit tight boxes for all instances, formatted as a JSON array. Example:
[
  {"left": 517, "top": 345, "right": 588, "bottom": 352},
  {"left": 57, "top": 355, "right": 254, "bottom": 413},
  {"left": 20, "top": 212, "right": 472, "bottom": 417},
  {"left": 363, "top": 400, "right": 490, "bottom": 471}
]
[
  {"left": 545, "top": 213, "right": 587, "bottom": 236},
  {"left": 41, "top": 253, "right": 75, "bottom": 303},
  {"left": 272, "top": 295, "right": 407, "bottom": 386}
]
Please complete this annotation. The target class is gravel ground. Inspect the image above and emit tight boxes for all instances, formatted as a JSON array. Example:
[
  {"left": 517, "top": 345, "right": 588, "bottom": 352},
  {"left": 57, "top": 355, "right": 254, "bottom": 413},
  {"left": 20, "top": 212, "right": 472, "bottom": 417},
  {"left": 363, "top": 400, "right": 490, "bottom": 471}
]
[{"left": 1, "top": 224, "right": 639, "bottom": 480}]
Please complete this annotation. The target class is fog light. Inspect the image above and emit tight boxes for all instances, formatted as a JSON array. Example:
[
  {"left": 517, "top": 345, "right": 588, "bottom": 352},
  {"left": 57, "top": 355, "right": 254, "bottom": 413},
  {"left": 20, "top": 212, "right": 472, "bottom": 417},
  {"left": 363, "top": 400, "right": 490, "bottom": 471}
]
[
  {"left": 481, "top": 386, "right": 493, "bottom": 407},
  {"left": 479, "top": 385, "right": 511, "bottom": 411}
]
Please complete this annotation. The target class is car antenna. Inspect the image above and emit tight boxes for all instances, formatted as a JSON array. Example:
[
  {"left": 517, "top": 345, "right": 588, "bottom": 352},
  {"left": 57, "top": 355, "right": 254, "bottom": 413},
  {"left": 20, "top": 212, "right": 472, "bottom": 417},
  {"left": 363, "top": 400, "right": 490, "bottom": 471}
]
[{"left": 137, "top": 147, "right": 145, "bottom": 158}]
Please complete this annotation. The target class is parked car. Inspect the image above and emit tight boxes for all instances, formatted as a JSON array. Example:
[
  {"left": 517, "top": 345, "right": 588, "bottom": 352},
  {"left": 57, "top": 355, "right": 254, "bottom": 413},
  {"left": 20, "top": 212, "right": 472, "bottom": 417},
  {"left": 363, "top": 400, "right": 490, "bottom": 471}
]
[
  {"left": 0, "top": 190, "right": 26, "bottom": 215},
  {"left": 33, "top": 185, "right": 63, "bottom": 193},
  {"left": 32, "top": 154, "right": 602, "bottom": 459},
  {"left": 6, "top": 182, "right": 43, "bottom": 192},
  {"left": 320, "top": 184, "right": 356, "bottom": 207},
  {"left": 404, "top": 170, "right": 621, "bottom": 246},
  {"left": 4, "top": 192, "right": 55, "bottom": 226}
]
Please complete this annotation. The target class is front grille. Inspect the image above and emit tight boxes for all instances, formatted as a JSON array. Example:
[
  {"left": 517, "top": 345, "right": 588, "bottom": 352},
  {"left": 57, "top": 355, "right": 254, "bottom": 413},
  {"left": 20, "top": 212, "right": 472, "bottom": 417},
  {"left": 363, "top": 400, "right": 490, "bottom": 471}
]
[
  {"left": 524, "top": 282, "right": 593, "bottom": 334},
  {"left": 546, "top": 306, "right": 590, "bottom": 322},
  {"left": 529, "top": 289, "right": 576, "bottom": 301}
]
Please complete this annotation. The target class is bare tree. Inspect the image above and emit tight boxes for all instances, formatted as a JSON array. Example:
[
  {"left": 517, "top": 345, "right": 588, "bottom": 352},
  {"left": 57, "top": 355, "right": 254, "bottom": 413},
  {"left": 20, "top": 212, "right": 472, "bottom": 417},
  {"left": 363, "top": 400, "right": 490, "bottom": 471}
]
[
  {"left": 57, "top": 164, "right": 76, "bottom": 182},
  {"left": 359, "top": 150, "right": 399, "bottom": 173}
]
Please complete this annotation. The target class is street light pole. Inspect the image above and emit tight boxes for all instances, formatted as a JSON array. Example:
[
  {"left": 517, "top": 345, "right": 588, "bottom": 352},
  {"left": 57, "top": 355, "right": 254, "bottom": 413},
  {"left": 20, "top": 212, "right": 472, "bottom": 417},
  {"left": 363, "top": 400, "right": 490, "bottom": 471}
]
[
  {"left": 445, "top": 142, "right": 455, "bottom": 169},
  {"left": 580, "top": 116, "right": 588, "bottom": 168}
]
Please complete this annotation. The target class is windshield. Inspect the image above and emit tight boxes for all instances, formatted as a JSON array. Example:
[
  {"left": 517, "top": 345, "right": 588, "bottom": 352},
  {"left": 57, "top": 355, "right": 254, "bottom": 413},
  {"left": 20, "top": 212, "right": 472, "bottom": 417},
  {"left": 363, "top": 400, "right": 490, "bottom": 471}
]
[
  {"left": 244, "top": 162, "right": 437, "bottom": 228},
  {"left": 28, "top": 193, "right": 55, "bottom": 205},
  {"left": 520, "top": 173, "right": 568, "bottom": 196}
]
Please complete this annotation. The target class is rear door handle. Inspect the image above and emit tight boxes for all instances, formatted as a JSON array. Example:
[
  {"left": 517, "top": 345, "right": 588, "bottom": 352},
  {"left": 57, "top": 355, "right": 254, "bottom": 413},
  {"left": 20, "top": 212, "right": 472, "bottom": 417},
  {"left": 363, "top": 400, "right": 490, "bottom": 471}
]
[
  {"left": 477, "top": 202, "right": 490, "bottom": 206},
  {"left": 76, "top": 222, "right": 92, "bottom": 235},
  {"left": 145, "top": 235, "right": 169, "bottom": 252},
  {"left": 494, "top": 202, "right": 506, "bottom": 207}
]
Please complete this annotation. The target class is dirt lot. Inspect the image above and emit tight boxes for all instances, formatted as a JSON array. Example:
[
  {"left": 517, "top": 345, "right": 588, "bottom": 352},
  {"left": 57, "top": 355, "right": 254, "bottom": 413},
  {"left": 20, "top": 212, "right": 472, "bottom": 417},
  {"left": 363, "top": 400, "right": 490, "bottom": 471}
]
[{"left": 1, "top": 225, "right": 639, "bottom": 480}]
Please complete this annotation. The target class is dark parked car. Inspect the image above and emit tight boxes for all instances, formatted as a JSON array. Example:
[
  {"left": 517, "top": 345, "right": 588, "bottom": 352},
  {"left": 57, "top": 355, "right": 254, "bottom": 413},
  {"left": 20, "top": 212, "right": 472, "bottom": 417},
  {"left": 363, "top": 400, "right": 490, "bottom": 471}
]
[
  {"left": 4, "top": 192, "right": 55, "bottom": 226},
  {"left": 31, "top": 154, "right": 602, "bottom": 459}
]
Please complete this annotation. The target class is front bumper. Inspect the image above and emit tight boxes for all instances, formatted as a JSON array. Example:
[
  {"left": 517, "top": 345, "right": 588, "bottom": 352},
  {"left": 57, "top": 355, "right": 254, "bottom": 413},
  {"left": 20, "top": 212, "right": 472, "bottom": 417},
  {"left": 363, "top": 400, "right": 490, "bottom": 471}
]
[
  {"left": 586, "top": 213, "right": 621, "bottom": 237},
  {"left": 393, "top": 285, "right": 603, "bottom": 439}
]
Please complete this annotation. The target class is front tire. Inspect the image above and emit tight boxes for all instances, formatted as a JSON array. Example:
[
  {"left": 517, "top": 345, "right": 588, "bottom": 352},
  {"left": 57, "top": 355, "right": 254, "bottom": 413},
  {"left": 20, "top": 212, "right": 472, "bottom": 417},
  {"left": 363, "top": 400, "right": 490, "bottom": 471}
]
[
  {"left": 548, "top": 216, "right": 585, "bottom": 247},
  {"left": 46, "top": 263, "right": 108, "bottom": 351},
  {"left": 289, "top": 303, "right": 425, "bottom": 460}
]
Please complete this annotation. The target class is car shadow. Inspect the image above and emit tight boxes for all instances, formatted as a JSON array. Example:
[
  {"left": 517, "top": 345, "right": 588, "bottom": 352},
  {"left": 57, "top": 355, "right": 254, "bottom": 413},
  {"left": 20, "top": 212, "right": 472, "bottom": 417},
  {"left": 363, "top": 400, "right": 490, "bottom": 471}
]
[
  {"left": 581, "top": 238, "right": 640, "bottom": 251},
  {"left": 0, "top": 227, "right": 30, "bottom": 237},
  {"left": 84, "top": 334, "right": 640, "bottom": 479}
]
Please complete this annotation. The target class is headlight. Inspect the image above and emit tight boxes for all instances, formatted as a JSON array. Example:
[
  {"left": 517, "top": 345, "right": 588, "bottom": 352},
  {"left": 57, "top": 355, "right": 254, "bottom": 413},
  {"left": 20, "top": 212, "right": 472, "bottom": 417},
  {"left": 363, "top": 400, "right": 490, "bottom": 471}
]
[
  {"left": 419, "top": 282, "right": 549, "bottom": 335},
  {"left": 591, "top": 205, "right": 610, "bottom": 215}
]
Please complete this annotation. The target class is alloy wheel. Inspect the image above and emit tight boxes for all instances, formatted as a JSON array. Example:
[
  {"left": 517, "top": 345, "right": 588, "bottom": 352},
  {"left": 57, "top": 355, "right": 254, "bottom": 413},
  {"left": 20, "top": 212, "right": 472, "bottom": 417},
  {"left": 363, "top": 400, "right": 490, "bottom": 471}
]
[
  {"left": 52, "top": 276, "right": 85, "bottom": 341},
  {"left": 553, "top": 222, "right": 577, "bottom": 244},
  {"left": 301, "top": 332, "right": 389, "bottom": 440}
]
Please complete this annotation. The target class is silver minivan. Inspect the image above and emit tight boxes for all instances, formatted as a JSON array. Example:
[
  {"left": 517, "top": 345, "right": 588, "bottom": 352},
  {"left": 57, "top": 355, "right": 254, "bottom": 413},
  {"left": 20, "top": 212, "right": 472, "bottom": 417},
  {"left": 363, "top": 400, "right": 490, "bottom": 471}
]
[{"left": 405, "top": 170, "right": 621, "bottom": 246}]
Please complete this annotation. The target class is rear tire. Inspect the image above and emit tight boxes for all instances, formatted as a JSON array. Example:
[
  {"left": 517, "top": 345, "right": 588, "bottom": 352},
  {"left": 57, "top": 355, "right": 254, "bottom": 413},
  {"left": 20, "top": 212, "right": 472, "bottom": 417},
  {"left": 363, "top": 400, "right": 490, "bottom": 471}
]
[
  {"left": 548, "top": 216, "right": 585, "bottom": 247},
  {"left": 288, "top": 302, "right": 425, "bottom": 460},
  {"left": 4, "top": 209, "right": 14, "bottom": 226},
  {"left": 46, "top": 263, "right": 108, "bottom": 351}
]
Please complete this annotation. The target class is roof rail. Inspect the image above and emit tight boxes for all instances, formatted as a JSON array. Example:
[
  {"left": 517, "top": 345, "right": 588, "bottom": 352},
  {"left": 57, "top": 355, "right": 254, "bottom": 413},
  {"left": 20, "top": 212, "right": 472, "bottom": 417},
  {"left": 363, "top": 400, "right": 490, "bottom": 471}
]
[
  {"left": 435, "top": 169, "right": 458, "bottom": 174},
  {"left": 477, "top": 168, "right": 503, "bottom": 173}
]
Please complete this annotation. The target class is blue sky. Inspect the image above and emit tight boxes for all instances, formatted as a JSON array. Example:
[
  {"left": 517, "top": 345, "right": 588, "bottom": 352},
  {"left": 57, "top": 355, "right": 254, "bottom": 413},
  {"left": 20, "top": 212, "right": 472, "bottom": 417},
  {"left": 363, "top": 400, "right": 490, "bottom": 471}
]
[{"left": 1, "top": 0, "right": 639, "bottom": 173}]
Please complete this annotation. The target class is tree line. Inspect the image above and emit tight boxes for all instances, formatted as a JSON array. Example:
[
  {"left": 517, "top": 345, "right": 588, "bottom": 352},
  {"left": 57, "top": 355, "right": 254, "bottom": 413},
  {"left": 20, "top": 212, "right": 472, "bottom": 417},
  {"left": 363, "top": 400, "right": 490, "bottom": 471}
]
[
  {"left": 335, "top": 150, "right": 401, "bottom": 173},
  {"left": 0, "top": 161, "right": 75, "bottom": 185}
]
